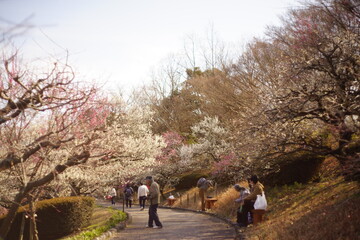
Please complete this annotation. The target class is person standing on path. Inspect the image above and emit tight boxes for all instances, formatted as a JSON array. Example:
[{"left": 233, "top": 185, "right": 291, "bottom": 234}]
[
  {"left": 197, "top": 177, "right": 212, "bottom": 211},
  {"left": 124, "top": 184, "right": 134, "bottom": 208},
  {"left": 110, "top": 186, "right": 117, "bottom": 205},
  {"left": 145, "top": 176, "right": 163, "bottom": 229},
  {"left": 138, "top": 182, "right": 149, "bottom": 210}
]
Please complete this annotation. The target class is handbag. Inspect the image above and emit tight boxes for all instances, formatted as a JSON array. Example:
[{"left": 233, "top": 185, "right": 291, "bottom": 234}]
[{"left": 254, "top": 192, "right": 267, "bottom": 210}]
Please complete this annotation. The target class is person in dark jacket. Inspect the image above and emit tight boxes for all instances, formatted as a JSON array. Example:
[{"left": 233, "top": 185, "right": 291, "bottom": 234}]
[{"left": 124, "top": 184, "right": 134, "bottom": 208}]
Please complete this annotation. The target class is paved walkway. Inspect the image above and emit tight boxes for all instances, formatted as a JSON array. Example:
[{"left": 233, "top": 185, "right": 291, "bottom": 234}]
[{"left": 100, "top": 201, "right": 236, "bottom": 240}]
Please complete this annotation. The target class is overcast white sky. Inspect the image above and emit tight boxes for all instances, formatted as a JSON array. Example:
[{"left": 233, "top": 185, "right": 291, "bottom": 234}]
[{"left": 0, "top": 0, "right": 298, "bottom": 94}]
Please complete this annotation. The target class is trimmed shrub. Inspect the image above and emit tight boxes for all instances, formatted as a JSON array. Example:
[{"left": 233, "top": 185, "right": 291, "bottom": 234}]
[
  {"left": 0, "top": 196, "right": 95, "bottom": 240},
  {"left": 64, "top": 207, "right": 127, "bottom": 240}
]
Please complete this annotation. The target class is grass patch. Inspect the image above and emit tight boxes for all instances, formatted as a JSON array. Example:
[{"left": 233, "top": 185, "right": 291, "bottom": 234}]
[
  {"left": 206, "top": 176, "right": 360, "bottom": 239},
  {"left": 62, "top": 206, "right": 126, "bottom": 240},
  {"left": 244, "top": 177, "right": 360, "bottom": 240},
  {"left": 163, "top": 184, "right": 233, "bottom": 214},
  {"left": 212, "top": 185, "right": 241, "bottom": 220}
]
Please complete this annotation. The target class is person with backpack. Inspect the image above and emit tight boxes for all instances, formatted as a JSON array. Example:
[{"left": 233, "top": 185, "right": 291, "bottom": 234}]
[
  {"left": 124, "top": 184, "right": 134, "bottom": 208},
  {"left": 197, "top": 177, "right": 212, "bottom": 211}
]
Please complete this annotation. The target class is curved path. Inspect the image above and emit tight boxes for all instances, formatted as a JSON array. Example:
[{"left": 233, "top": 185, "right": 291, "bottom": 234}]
[{"left": 100, "top": 201, "right": 236, "bottom": 240}]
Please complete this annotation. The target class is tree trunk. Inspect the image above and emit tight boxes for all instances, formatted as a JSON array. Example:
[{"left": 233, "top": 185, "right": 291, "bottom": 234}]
[
  {"left": 29, "top": 200, "right": 38, "bottom": 240},
  {"left": 18, "top": 213, "right": 25, "bottom": 240},
  {"left": 0, "top": 190, "right": 25, "bottom": 239},
  {"left": 331, "top": 123, "right": 360, "bottom": 181}
]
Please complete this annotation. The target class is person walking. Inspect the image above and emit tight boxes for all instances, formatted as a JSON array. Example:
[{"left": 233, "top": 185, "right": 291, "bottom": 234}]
[
  {"left": 124, "top": 184, "right": 134, "bottom": 208},
  {"left": 138, "top": 182, "right": 149, "bottom": 210},
  {"left": 145, "top": 176, "right": 163, "bottom": 229},
  {"left": 197, "top": 177, "right": 212, "bottom": 211},
  {"left": 110, "top": 186, "right": 117, "bottom": 205},
  {"left": 240, "top": 175, "right": 265, "bottom": 227}
]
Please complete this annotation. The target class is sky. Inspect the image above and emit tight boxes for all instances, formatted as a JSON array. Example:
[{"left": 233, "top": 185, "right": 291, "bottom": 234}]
[{"left": 0, "top": 0, "right": 298, "bottom": 95}]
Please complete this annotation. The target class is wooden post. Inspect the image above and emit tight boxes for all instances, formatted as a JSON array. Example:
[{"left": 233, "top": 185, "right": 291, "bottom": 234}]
[
  {"left": 19, "top": 212, "right": 25, "bottom": 240},
  {"left": 215, "top": 183, "right": 218, "bottom": 198},
  {"left": 122, "top": 193, "right": 125, "bottom": 212},
  {"left": 252, "top": 210, "right": 266, "bottom": 225}
]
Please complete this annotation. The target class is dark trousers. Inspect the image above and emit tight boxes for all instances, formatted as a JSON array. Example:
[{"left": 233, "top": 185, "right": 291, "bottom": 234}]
[
  {"left": 111, "top": 196, "right": 115, "bottom": 205},
  {"left": 139, "top": 196, "right": 147, "bottom": 208},
  {"left": 148, "top": 204, "right": 162, "bottom": 227},
  {"left": 236, "top": 206, "right": 242, "bottom": 225},
  {"left": 239, "top": 200, "right": 254, "bottom": 227},
  {"left": 125, "top": 198, "right": 132, "bottom": 208}
]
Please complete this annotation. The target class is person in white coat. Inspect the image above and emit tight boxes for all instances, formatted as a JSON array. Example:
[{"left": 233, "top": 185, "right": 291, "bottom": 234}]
[
  {"left": 138, "top": 182, "right": 149, "bottom": 210},
  {"left": 110, "top": 186, "right": 117, "bottom": 205}
]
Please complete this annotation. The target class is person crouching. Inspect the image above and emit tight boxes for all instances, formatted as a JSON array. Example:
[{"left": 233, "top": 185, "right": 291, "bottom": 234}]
[{"left": 233, "top": 184, "right": 250, "bottom": 227}]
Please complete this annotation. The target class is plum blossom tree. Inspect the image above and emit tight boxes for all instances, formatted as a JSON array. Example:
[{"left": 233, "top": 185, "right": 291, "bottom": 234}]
[
  {"left": 0, "top": 50, "right": 166, "bottom": 239},
  {"left": 60, "top": 105, "right": 165, "bottom": 196},
  {"left": 0, "top": 54, "right": 109, "bottom": 238},
  {"left": 263, "top": 0, "right": 360, "bottom": 179},
  {"left": 149, "top": 131, "right": 184, "bottom": 194},
  {"left": 180, "top": 116, "right": 232, "bottom": 166},
  {"left": 183, "top": 0, "right": 359, "bottom": 182}
]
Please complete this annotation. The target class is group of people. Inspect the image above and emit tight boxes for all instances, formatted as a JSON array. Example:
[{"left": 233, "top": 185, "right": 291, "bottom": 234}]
[
  {"left": 108, "top": 176, "right": 163, "bottom": 229},
  {"left": 196, "top": 175, "right": 265, "bottom": 227},
  {"left": 233, "top": 175, "right": 265, "bottom": 227},
  {"left": 108, "top": 183, "right": 148, "bottom": 208},
  {"left": 109, "top": 174, "right": 263, "bottom": 230}
]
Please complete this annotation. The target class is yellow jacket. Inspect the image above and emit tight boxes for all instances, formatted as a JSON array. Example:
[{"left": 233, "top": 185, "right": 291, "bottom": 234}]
[{"left": 244, "top": 182, "right": 264, "bottom": 201}]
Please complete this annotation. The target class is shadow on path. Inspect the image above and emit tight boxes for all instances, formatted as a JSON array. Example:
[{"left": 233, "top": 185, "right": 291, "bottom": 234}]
[{"left": 99, "top": 201, "right": 235, "bottom": 240}]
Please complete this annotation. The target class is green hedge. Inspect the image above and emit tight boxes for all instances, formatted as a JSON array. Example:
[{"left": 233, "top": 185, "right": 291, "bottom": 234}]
[
  {"left": 0, "top": 196, "right": 95, "bottom": 240},
  {"left": 64, "top": 207, "right": 127, "bottom": 240}
]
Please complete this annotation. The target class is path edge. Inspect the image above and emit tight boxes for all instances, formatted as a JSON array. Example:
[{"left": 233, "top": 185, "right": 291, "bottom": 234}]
[
  {"left": 93, "top": 207, "right": 132, "bottom": 240},
  {"left": 159, "top": 205, "right": 244, "bottom": 240}
]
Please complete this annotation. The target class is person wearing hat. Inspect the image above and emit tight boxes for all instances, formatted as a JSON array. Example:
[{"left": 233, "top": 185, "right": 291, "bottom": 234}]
[
  {"left": 197, "top": 177, "right": 213, "bottom": 211},
  {"left": 145, "top": 176, "right": 163, "bottom": 229},
  {"left": 233, "top": 184, "right": 250, "bottom": 227}
]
